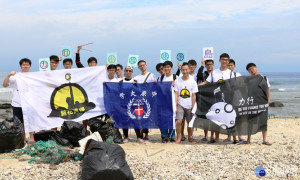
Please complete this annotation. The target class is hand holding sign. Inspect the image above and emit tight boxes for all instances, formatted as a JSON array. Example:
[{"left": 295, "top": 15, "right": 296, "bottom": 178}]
[
  {"left": 160, "top": 50, "right": 171, "bottom": 62},
  {"left": 107, "top": 52, "right": 118, "bottom": 65},
  {"left": 61, "top": 46, "right": 72, "bottom": 60},
  {"left": 128, "top": 55, "right": 139, "bottom": 67},
  {"left": 39, "top": 58, "right": 50, "bottom": 71},
  {"left": 203, "top": 47, "right": 214, "bottom": 60},
  {"left": 176, "top": 51, "right": 186, "bottom": 64}
]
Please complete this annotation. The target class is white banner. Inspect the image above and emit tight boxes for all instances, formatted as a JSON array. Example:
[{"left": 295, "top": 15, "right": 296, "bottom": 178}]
[{"left": 16, "top": 66, "right": 107, "bottom": 133}]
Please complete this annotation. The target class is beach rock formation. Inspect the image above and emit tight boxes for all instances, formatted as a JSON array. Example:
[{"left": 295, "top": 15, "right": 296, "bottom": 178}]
[
  {"left": 270, "top": 101, "right": 284, "bottom": 107},
  {"left": 0, "top": 103, "right": 12, "bottom": 109}
]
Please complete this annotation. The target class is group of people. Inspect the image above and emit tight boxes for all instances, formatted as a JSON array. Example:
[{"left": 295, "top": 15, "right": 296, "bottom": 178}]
[{"left": 2, "top": 45, "right": 272, "bottom": 146}]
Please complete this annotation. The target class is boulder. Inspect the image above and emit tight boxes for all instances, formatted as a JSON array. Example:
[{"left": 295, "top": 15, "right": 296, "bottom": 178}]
[
  {"left": 0, "top": 103, "right": 12, "bottom": 109},
  {"left": 269, "top": 102, "right": 284, "bottom": 107}
]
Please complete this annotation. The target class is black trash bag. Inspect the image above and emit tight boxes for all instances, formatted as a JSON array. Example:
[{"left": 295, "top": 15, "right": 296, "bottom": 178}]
[
  {"left": 87, "top": 114, "right": 110, "bottom": 134},
  {"left": 34, "top": 130, "right": 72, "bottom": 147},
  {"left": 0, "top": 116, "right": 24, "bottom": 153},
  {"left": 87, "top": 115, "right": 123, "bottom": 144},
  {"left": 113, "top": 128, "right": 123, "bottom": 144},
  {"left": 60, "top": 121, "right": 90, "bottom": 147},
  {"left": 82, "top": 139, "right": 134, "bottom": 180}
]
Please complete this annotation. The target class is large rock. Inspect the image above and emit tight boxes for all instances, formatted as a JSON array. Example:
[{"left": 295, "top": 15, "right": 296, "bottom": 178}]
[
  {"left": 270, "top": 101, "right": 284, "bottom": 107},
  {"left": 0, "top": 103, "right": 12, "bottom": 109}
]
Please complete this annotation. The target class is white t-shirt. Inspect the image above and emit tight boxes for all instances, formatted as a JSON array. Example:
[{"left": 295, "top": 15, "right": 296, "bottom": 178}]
[
  {"left": 133, "top": 72, "right": 156, "bottom": 83},
  {"left": 206, "top": 69, "right": 237, "bottom": 83},
  {"left": 119, "top": 77, "right": 135, "bottom": 83},
  {"left": 174, "top": 76, "right": 198, "bottom": 109},
  {"left": 179, "top": 73, "right": 197, "bottom": 82},
  {"left": 106, "top": 77, "right": 119, "bottom": 82},
  {"left": 158, "top": 74, "right": 178, "bottom": 82},
  {"left": 116, "top": 77, "right": 124, "bottom": 81},
  {"left": 8, "top": 75, "right": 21, "bottom": 107}
]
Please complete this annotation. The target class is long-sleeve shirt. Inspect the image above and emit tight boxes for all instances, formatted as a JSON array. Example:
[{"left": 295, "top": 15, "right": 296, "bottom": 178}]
[{"left": 75, "top": 53, "right": 84, "bottom": 68}]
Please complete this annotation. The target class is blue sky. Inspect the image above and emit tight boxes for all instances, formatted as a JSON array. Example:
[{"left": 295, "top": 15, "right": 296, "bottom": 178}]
[{"left": 0, "top": 0, "right": 300, "bottom": 73}]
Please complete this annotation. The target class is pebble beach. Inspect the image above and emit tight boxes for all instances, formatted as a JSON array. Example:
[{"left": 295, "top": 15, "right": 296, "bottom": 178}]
[{"left": 0, "top": 118, "right": 299, "bottom": 180}]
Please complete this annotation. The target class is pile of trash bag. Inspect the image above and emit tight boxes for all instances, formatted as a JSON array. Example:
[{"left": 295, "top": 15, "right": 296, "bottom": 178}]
[
  {"left": 0, "top": 116, "right": 24, "bottom": 153},
  {"left": 81, "top": 139, "right": 133, "bottom": 180},
  {"left": 16, "top": 140, "right": 82, "bottom": 165},
  {"left": 88, "top": 114, "right": 123, "bottom": 144},
  {"left": 34, "top": 121, "right": 90, "bottom": 147}
]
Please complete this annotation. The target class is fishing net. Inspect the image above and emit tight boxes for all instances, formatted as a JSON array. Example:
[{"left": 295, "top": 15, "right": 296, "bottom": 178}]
[{"left": 15, "top": 140, "right": 82, "bottom": 165}]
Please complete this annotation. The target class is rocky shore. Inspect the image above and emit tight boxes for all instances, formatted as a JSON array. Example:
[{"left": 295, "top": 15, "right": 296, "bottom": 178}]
[{"left": 0, "top": 116, "right": 299, "bottom": 179}]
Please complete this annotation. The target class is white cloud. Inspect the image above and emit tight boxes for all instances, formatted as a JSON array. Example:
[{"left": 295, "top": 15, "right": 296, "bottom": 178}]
[{"left": 0, "top": 0, "right": 300, "bottom": 34}]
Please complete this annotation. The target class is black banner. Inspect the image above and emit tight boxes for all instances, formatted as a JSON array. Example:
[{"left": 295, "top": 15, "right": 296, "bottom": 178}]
[{"left": 193, "top": 75, "right": 269, "bottom": 135}]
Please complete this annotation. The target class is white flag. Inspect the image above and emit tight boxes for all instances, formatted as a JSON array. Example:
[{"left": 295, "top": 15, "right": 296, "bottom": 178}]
[{"left": 16, "top": 66, "right": 107, "bottom": 133}]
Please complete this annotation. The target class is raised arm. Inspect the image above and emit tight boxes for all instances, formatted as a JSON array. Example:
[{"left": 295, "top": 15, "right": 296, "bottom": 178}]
[
  {"left": 76, "top": 45, "right": 84, "bottom": 68},
  {"left": 176, "top": 62, "right": 182, "bottom": 76},
  {"left": 196, "top": 59, "right": 205, "bottom": 83},
  {"left": 3, "top": 71, "right": 16, "bottom": 87}
]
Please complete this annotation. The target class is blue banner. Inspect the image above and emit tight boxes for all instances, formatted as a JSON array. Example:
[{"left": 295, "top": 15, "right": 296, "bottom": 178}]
[{"left": 104, "top": 82, "right": 173, "bottom": 129}]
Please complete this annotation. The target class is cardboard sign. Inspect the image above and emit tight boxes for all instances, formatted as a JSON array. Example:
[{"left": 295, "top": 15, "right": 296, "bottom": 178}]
[
  {"left": 61, "top": 46, "right": 72, "bottom": 60},
  {"left": 106, "top": 52, "right": 118, "bottom": 65},
  {"left": 128, "top": 55, "right": 139, "bottom": 67},
  {"left": 160, "top": 50, "right": 171, "bottom": 62},
  {"left": 39, "top": 58, "right": 50, "bottom": 71},
  {"left": 203, "top": 47, "right": 214, "bottom": 60}
]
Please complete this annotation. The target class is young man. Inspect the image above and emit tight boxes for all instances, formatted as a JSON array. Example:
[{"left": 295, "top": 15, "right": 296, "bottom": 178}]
[
  {"left": 133, "top": 60, "right": 156, "bottom": 140},
  {"left": 174, "top": 63, "right": 198, "bottom": 144},
  {"left": 115, "top": 64, "right": 124, "bottom": 81},
  {"left": 76, "top": 45, "right": 97, "bottom": 68},
  {"left": 159, "top": 61, "right": 177, "bottom": 143},
  {"left": 245, "top": 63, "right": 271, "bottom": 145},
  {"left": 156, "top": 63, "right": 165, "bottom": 78},
  {"left": 106, "top": 65, "right": 118, "bottom": 82},
  {"left": 50, "top": 55, "right": 60, "bottom": 70},
  {"left": 176, "top": 59, "right": 198, "bottom": 82},
  {"left": 196, "top": 58, "right": 215, "bottom": 142},
  {"left": 3, "top": 58, "right": 35, "bottom": 144},
  {"left": 63, "top": 58, "right": 73, "bottom": 69},
  {"left": 224, "top": 59, "right": 244, "bottom": 143},
  {"left": 199, "top": 53, "right": 236, "bottom": 143},
  {"left": 176, "top": 59, "right": 198, "bottom": 141},
  {"left": 119, "top": 66, "right": 144, "bottom": 144}
]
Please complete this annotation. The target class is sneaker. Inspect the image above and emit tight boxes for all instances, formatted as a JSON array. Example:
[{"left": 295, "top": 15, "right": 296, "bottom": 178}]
[
  {"left": 162, "top": 137, "right": 169, "bottom": 143},
  {"left": 123, "top": 138, "right": 129, "bottom": 143},
  {"left": 137, "top": 138, "right": 145, "bottom": 144}
]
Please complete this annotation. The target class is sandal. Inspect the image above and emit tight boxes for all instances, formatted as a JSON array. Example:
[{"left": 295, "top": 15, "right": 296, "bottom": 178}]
[
  {"left": 232, "top": 140, "right": 239, "bottom": 144},
  {"left": 223, "top": 138, "right": 232, "bottom": 142},
  {"left": 181, "top": 136, "right": 186, "bottom": 141},
  {"left": 208, "top": 138, "right": 216, "bottom": 143},
  {"left": 170, "top": 139, "right": 175, "bottom": 142},
  {"left": 188, "top": 138, "right": 196, "bottom": 143},
  {"left": 262, "top": 141, "right": 272, "bottom": 146},
  {"left": 201, "top": 137, "right": 208, "bottom": 142},
  {"left": 239, "top": 139, "right": 246, "bottom": 142},
  {"left": 243, "top": 141, "right": 251, "bottom": 144}
]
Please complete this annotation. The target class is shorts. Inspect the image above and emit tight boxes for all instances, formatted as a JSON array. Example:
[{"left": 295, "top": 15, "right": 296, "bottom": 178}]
[
  {"left": 12, "top": 106, "right": 24, "bottom": 123},
  {"left": 176, "top": 104, "right": 193, "bottom": 122}
]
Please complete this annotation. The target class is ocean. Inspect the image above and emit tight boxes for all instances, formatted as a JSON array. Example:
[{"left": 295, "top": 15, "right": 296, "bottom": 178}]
[{"left": 0, "top": 70, "right": 299, "bottom": 118}]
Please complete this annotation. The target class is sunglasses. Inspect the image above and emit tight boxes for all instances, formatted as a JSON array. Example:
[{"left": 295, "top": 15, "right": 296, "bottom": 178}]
[{"left": 125, "top": 70, "right": 132, "bottom": 72}]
